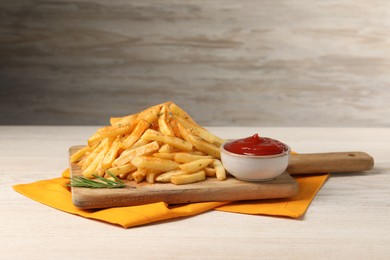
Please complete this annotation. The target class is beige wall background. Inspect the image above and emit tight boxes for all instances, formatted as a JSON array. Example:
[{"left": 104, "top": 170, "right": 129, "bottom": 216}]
[{"left": 1, "top": 0, "right": 389, "bottom": 126}]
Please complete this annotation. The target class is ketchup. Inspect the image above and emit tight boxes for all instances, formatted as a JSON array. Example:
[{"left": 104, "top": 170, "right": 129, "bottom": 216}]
[{"left": 224, "top": 134, "right": 288, "bottom": 156}]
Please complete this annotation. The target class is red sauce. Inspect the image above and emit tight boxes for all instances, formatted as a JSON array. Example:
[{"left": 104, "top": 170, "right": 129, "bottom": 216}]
[{"left": 224, "top": 134, "right": 288, "bottom": 156}]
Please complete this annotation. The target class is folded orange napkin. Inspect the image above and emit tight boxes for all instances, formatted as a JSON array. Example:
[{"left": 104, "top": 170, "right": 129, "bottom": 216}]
[{"left": 13, "top": 169, "right": 328, "bottom": 228}]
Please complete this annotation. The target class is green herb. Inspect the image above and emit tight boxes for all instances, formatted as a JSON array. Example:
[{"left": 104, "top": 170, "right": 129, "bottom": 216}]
[{"left": 68, "top": 171, "right": 126, "bottom": 189}]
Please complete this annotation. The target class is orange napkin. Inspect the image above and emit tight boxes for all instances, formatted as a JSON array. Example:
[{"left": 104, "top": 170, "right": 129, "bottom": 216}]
[
  {"left": 216, "top": 174, "right": 328, "bottom": 217},
  {"left": 13, "top": 169, "right": 328, "bottom": 228}
]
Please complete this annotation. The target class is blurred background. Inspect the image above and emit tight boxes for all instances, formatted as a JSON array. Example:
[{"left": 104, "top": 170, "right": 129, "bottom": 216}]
[{"left": 1, "top": 0, "right": 389, "bottom": 126}]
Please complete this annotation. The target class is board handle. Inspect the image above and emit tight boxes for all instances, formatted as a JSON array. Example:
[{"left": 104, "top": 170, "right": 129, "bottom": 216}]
[{"left": 287, "top": 151, "right": 374, "bottom": 175}]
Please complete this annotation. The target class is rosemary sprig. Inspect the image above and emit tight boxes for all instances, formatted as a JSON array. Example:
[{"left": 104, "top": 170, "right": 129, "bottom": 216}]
[{"left": 68, "top": 171, "right": 125, "bottom": 189}]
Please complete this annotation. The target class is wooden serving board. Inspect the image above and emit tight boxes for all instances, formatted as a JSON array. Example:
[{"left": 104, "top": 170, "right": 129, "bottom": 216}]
[{"left": 69, "top": 146, "right": 298, "bottom": 209}]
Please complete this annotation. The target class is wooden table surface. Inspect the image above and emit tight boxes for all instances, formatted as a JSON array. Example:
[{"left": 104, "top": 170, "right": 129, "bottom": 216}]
[{"left": 1, "top": 126, "right": 389, "bottom": 259}]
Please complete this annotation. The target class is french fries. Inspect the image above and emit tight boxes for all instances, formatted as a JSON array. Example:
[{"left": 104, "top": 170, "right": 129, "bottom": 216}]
[
  {"left": 72, "top": 102, "right": 227, "bottom": 185},
  {"left": 141, "top": 129, "right": 193, "bottom": 152},
  {"left": 179, "top": 158, "right": 214, "bottom": 173},
  {"left": 171, "top": 170, "right": 206, "bottom": 185},
  {"left": 120, "top": 120, "right": 149, "bottom": 149},
  {"left": 112, "top": 141, "right": 160, "bottom": 167},
  {"left": 70, "top": 145, "right": 90, "bottom": 163},
  {"left": 212, "top": 159, "right": 226, "bottom": 181},
  {"left": 131, "top": 156, "right": 180, "bottom": 172},
  {"left": 106, "top": 163, "right": 136, "bottom": 177},
  {"left": 155, "top": 170, "right": 186, "bottom": 183},
  {"left": 174, "top": 116, "right": 224, "bottom": 146},
  {"left": 174, "top": 153, "right": 213, "bottom": 163}
]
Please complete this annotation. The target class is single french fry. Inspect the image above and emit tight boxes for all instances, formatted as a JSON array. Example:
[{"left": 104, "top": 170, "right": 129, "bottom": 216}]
[
  {"left": 131, "top": 156, "right": 180, "bottom": 172},
  {"left": 131, "top": 139, "right": 151, "bottom": 149},
  {"left": 118, "top": 172, "right": 129, "bottom": 179},
  {"left": 106, "top": 163, "right": 137, "bottom": 176},
  {"left": 110, "top": 113, "right": 138, "bottom": 127},
  {"left": 141, "top": 129, "right": 193, "bottom": 152},
  {"left": 102, "top": 137, "right": 121, "bottom": 169},
  {"left": 112, "top": 141, "right": 160, "bottom": 166},
  {"left": 190, "top": 151, "right": 205, "bottom": 155},
  {"left": 169, "top": 117, "right": 182, "bottom": 138},
  {"left": 155, "top": 170, "right": 186, "bottom": 183},
  {"left": 77, "top": 159, "right": 84, "bottom": 167},
  {"left": 97, "top": 123, "right": 136, "bottom": 140},
  {"left": 121, "top": 119, "right": 149, "bottom": 149},
  {"left": 136, "top": 104, "right": 161, "bottom": 124},
  {"left": 177, "top": 122, "right": 191, "bottom": 143},
  {"left": 174, "top": 152, "right": 213, "bottom": 163},
  {"left": 188, "top": 133, "right": 221, "bottom": 159},
  {"left": 213, "top": 159, "right": 226, "bottom": 180},
  {"left": 95, "top": 141, "right": 111, "bottom": 177},
  {"left": 70, "top": 146, "right": 90, "bottom": 163},
  {"left": 87, "top": 131, "right": 103, "bottom": 147},
  {"left": 95, "top": 165, "right": 106, "bottom": 177},
  {"left": 175, "top": 116, "right": 225, "bottom": 146},
  {"left": 132, "top": 168, "right": 147, "bottom": 183},
  {"left": 153, "top": 152, "right": 176, "bottom": 160},
  {"left": 107, "top": 169, "right": 133, "bottom": 179},
  {"left": 158, "top": 143, "right": 176, "bottom": 153},
  {"left": 169, "top": 103, "right": 198, "bottom": 126},
  {"left": 109, "top": 117, "right": 122, "bottom": 125},
  {"left": 126, "top": 172, "right": 135, "bottom": 181},
  {"left": 62, "top": 168, "right": 70, "bottom": 179},
  {"left": 187, "top": 126, "right": 225, "bottom": 147},
  {"left": 179, "top": 158, "right": 214, "bottom": 173},
  {"left": 158, "top": 105, "right": 175, "bottom": 137},
  {"left": 204, "top": 167, "right": 216, "bottom": 177},
  {"left": 171, "top": 170, "right": 206, "bottom": 185},
  {"left": 145, "top": 170, "right": 163, "bottom": 184}
]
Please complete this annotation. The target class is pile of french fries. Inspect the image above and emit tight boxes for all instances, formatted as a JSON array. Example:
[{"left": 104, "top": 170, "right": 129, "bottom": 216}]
[{"left": 70, "top": 102, "right": 226, "bottom": 185}]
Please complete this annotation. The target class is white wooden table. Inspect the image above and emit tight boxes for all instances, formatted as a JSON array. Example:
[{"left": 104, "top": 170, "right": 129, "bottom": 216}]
[{"left": 1, "top": 126, "right": 389, "bottom": 259}]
